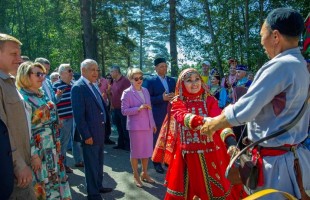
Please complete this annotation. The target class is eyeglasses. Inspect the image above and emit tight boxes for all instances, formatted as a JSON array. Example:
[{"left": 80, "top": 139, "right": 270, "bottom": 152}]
[
  {"left": 31, "top": 72, "right": 46, "bottom": 78},
  {"left": 133, "top": 76, "right": 143, "bottom": 82}
]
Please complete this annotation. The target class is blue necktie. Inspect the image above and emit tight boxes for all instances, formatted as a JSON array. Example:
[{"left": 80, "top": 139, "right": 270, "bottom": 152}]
[{"left": 90, "top": 83, "right": 106, "bottom": 122}]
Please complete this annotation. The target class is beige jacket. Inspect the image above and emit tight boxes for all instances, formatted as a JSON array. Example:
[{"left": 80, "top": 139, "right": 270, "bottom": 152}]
[{"left": 0, "top": 71, "right": 31, "bottom": 174}]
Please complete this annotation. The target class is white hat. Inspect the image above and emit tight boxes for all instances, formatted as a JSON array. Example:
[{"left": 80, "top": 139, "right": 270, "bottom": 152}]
[{"left": 202, "top": 61, "right": 210, "bottom": 66}]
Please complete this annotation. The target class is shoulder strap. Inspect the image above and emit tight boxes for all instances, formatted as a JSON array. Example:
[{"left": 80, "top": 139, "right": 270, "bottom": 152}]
[{"left": 226, "top": 89, "right": 310, "bottom": 175}]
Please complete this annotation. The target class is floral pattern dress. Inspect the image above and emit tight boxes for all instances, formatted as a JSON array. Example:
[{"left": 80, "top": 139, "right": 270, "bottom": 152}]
[{"left": 20, "top": 88, "right": 71, "bottom": 200}]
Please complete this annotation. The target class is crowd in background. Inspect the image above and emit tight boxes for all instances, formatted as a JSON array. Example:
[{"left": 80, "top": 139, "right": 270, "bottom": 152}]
[{"left": 1, "top": 7, "right": 310, "bottom": 200}]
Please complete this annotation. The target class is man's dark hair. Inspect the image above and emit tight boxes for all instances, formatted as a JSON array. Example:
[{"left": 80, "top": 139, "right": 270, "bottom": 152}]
[
  {"left": 266, "top": 8, "right": 304, "bottom": 37},
  {"left": 110, "top": 65, "right": 121, "bottom": 73}
]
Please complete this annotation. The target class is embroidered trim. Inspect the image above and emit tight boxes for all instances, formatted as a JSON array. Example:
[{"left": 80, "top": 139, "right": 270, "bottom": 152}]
[
  {"left": 184, "top": 113, "right": 195, "bottom": 129},
  {"left": 166, "top": 188, "right": 184, "bottom": 197},
  {"left": 220, "top": 128, "right": 234, "bottom": 142}
]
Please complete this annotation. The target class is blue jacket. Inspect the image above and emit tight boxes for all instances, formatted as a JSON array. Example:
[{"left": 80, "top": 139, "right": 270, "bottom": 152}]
[
  {"left": 143, "top": 75, "right": 176, "bottom": 126},
  {"left": 0, "top": 119, "right": 13, "bottom": 199},
  {"left": 71, "top": 78, "right": 107, "bottom": 146}
]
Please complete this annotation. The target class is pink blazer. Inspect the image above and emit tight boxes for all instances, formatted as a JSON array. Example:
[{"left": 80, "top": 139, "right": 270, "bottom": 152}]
[{"left": 121, "top": 85, "right": 156, "bottom": 131}]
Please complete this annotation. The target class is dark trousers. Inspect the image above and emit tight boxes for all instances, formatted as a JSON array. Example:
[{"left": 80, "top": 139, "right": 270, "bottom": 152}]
[
  {"left": 83, "top": 144, "right": 104, "bottom": 200},
  {"left": 105, "top": 105, "right": 112, "bottom": 141},
  {"left": 111, "top": 109, "right": 130, "bottom": 149},
  {"left": 0, "top": 119, "right": 14, "bottom": 200},
  {"left": 153, "top": 123, "right": 162, "bottom": 167}
]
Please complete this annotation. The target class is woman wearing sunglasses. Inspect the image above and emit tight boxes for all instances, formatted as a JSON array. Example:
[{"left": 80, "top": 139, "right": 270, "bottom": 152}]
[
  {"left": 121, "top": 68, "right": 157, "bottom": 188},
  {"left": 16, "top": 62, "right": 71, "bottom": 199}
]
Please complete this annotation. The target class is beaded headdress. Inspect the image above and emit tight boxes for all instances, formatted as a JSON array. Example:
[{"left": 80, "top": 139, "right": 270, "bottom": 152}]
[{"left": 175, "top": 68, "right": 206, "bottom": 100}]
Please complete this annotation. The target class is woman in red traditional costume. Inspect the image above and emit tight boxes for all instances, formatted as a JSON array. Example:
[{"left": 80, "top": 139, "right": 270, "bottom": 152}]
[{"left": 152, "top": 68, "right": 245, "bottom": 200}]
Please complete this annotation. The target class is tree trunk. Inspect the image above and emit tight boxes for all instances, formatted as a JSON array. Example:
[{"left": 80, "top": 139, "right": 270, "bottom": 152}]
[
  {"left": 203, "top": 0, "right": 223, "bottom": 76},
  {"left": 245, "top": 0, "right": 250, "bottom": 65},
  {"left": 101, "top": 34, "right": 106, "bottom": 76},
  {"left": 258, "top": 0, "right": 265, "bottom": 68},
  {"left": 139, "top": 1, "right": 143, "bottom": 70},
  {"left": 169, "top": 0, "right": 178, "bottom": 77},
  {"left": 80, "top": 0, "right": 97, "bottom": 60},
  {"left": 91, "top": 0, "right": 98, "bottom": 61}
]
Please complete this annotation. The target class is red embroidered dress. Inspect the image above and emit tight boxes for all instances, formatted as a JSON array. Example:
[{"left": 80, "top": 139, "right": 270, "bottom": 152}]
[
  {"left": 152, "top": 68, "right": 244, "bottom": 200},
  {"left": 165, "top": 95, "right": 237, "bottom": 200}
]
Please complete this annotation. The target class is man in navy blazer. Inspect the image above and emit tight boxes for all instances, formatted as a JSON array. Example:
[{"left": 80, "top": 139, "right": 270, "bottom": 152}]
[
  {"left": 71, "top": 59, "right": 112, "bottom": 200},
  {"left": 0, "top": 119, "right": 14, "bottom": 200},
  {"left": 142, "top": 57, "right": 176, "bottom": 173}
]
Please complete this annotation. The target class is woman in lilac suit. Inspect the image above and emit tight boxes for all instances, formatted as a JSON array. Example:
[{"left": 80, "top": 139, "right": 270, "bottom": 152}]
[{"left": 121, "top": 68, "right": 157, "bottom": 188}]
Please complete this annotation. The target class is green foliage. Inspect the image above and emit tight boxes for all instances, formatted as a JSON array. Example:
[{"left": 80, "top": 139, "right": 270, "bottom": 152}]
[{"left": 1, "top": 0, "right": 308, "bottom": 77}]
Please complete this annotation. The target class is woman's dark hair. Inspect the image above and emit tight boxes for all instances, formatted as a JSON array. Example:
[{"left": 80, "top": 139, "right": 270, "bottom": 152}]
[{"left": 213, "top": 74, "right": 221, "bottom": 81}]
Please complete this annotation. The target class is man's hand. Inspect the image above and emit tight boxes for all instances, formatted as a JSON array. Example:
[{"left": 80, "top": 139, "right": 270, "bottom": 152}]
[
  {"left": 201, "top": 114, "right": 232, "bottom": 137},
  {"left": 200, "top": 117, "right": 214, "bottom": 137},
  {"left": 227, "top": 145, "right": 240, "bottom": 157},
  {"left": 85, "top": 137, "right": 93, "bottom": 145},
  {"left": 16, "top": 166, "right": 33, "bottom": 188},
  {"left": 55, "top": 89, "right": 64, "bottom": 98},
  {"left": 163, "top": 92, "right": 174, "bottom": 101}
]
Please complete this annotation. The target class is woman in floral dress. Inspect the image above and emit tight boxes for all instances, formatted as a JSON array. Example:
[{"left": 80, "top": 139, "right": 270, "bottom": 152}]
[{"left": 16, "top": 62, "right": 71, "bottom": 199}]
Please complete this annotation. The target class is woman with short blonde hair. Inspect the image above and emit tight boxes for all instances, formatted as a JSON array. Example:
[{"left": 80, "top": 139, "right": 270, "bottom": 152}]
[
  {"left": 16, "top": 62, "right": 46, "bottom": 90},
  {"left": 122, "top": 67, "right": 157, "bottom": 188},
  {"left": 17, "top": 62, "right": 72, "bottom": 199}
]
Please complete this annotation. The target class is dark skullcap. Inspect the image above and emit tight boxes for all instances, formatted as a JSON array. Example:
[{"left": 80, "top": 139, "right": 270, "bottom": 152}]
[
  {"left": 266, "top": 8, "right": 304, "bottom": 37},
  {"left": 236, "top": 65, "right": 248, "bottom": 71},
  {"left": 154, "top": 58, "right": 166, "bottom": 66}
]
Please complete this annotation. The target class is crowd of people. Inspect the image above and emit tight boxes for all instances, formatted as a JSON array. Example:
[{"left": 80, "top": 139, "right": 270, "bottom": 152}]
[{"left": 0, "top": 7, "right": 309, "bottom": 200}]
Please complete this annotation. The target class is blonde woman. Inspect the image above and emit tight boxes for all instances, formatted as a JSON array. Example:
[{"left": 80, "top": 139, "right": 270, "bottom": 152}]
[
  {"left": 121, "top": 68, "right": 157, "bottom": 187},
  {"left": 16, "top": 62, "right": 71, "bottom": 199}
]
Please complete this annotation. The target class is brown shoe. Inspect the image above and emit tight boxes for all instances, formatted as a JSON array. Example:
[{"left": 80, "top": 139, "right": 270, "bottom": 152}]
[
  {"left": 65, "top": 166, "right": 73, "bottom": 173},
  {"left": 74, "top": 162, "right": 84, "bottom": 168}
]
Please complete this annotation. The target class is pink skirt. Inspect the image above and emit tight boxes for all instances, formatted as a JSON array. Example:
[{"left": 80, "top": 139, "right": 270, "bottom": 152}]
[{"left": 129, "top": 130, "right": 153, "bottom": 159}]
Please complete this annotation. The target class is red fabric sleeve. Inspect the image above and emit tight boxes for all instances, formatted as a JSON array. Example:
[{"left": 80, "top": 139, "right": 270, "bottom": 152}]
[
  {"left": 171, "top": 99, "right": 188, "bottom": 127},
  {"left": 206, "top": 95, "right": 222, "bottom": 117},
  {"left": 171, "top": 97, "right": 220, "bottom": 129}
]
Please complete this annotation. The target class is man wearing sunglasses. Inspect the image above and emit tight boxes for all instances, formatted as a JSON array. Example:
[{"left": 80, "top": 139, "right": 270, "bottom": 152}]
[
  {"left": 0, "top": 33, "right": 36, "bottom": 199},
  {"left": 53, "top": 64, "right": 84, "bottom": 173}
]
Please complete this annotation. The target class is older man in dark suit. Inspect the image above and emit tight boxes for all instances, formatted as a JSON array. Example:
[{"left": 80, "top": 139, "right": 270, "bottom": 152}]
[
  {"left": 71, "top": 59, "right": 112, "bottom": 200},
  {"left": 143, "top": 57, "right": 176, "bottom": 173}
]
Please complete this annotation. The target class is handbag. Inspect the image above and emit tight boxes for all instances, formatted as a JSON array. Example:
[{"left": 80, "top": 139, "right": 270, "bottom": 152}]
[
  {"left": 226, "top": 91, "right": 309, "bottom": 190},
  {"left": 226, "top": 152, "right": 258, "bottom": 190},
  {"left": 239, "top": 153, "right": 258, "bottom": 190}
]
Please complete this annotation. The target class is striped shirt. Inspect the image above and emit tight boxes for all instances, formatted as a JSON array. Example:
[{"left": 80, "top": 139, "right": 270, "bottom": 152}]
[{"left": 53, "top": 79, "right": 74, "bottom": 119}]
